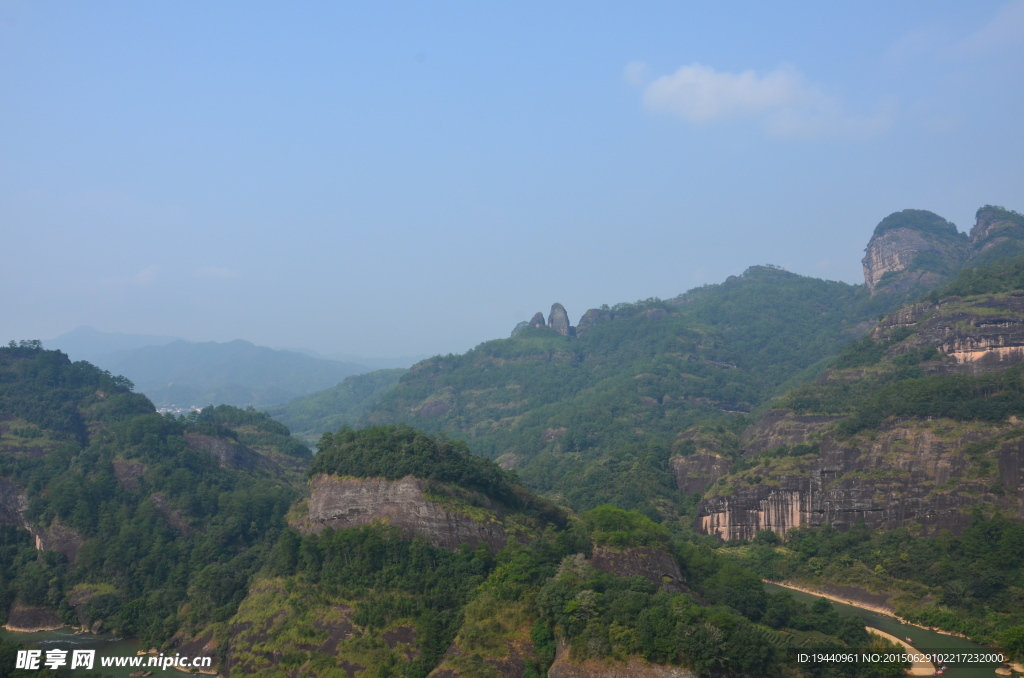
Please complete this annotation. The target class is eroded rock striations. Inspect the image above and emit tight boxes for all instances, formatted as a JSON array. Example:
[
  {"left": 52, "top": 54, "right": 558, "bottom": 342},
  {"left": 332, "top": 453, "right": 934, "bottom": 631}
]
[
  {"left": 861, "top": 209, "right": 968, "bottom": 296},
  {"left": 697, "top": 410, "right": 1024, "bottom": 541},
  {"left": 305, "top": 475, "right": 509, "bottom": 552}
]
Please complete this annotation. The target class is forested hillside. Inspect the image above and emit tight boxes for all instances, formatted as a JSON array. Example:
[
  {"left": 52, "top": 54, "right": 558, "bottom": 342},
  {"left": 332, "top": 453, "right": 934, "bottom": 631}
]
[
  {"left": 359, "top": 266, "right": 884, "bottom": 519},
  {"left": 0, "top": 344, "right": 309, "bottom": 646}
]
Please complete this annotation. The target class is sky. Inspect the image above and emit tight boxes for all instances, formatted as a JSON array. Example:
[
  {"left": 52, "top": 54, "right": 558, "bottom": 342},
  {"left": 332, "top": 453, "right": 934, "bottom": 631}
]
[{"left": 2, "top": 1, "right": 1023, "bottom": 358}]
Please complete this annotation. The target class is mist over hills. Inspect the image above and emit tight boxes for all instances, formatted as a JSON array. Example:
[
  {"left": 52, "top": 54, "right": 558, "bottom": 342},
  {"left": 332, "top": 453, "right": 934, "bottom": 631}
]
[{"left": 45, "top": 327, "right": 372, "bottom": 409}]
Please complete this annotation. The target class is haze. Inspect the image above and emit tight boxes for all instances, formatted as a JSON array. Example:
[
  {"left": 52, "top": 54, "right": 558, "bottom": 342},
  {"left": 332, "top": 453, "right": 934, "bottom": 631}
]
[{"left": 3, "top": 1, "right": 1023, "bottom": 358}]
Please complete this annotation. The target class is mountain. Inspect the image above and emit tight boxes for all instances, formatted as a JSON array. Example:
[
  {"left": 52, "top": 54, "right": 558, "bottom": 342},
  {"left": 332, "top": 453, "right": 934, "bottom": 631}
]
[
  {"left": 90, "top": 339, "right": 369, "bottom": 409},
  {"left": 266, "top": 368, "right": 407, "bottom": 443},
  {"left": 44, "top": 325, "right": 180, "bottom": 363},
  {"left": 0, "top": 344, "right": 308, "bottom": 646}
]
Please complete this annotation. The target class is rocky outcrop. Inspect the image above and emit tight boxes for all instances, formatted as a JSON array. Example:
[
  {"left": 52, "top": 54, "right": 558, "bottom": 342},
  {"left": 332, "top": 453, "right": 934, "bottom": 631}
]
[
  {"left": 4, "top": 602, "right": 64, "bottom": 632},
  {"left": 589, "top": 546, "right": 685, "bottom": 592},
  {"left": 548, "top": 303, "right": 572, "bottom": 337},
  {"left": 112, "top": 459, "right": 146, "bottom": 490},
  {"left": 875, "top": 294, "right": 1024, "bottom": 373},
  {"left": 0, "top": 477, "right": 28, "bottom": 528},
  {"left": 575, "top": 308, "right": 613, "bottom": 337},
  {"left": 529, "top": 312, "right": 546, "bottom": 329},
  {"left": 966, "top": 206, "right": 1024, "bottom": 267},
  {"left": 861, "top": 209, "right": 968, "bottom": 295},
  {"left": 33, "top": 520, "right": 84, "bottom": 563},
  {"left": 548, "top": 643, "right": 696, "bottom": 678},
  {"left": 669, "top": 453, "right": 730, "bottom": 495},
  {"left": 306, "top": 475, "right": 509, "bottom": 552},
  {"left": 697, "top": 411, "right": 1024, "bottom": 540},
  {"left": 184, "top": 433, "right": 268, "bottom": 471}
]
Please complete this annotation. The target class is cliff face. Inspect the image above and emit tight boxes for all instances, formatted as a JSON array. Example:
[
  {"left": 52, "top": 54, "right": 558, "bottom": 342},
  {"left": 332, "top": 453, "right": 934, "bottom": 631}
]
[
  {"left": 305, "top": 475, "right": 509, "bottom": 552},
  {"left": 589, "top": 546, "right": 685, "bottom": 593},
  {"left": 861, "top": 209, "right": 967, "bottom": 295},
  {"left": 669, "top": 453, "right": 730, "bottom": 495},
  {"left": 697, "top": 411, "right": 1024, "bottom": 541},
  {"left": 875, "top": 293, "right": 1024, "bottom": 372},
  {"left": 184, "top": 432, "right": 276, "bottom": 472},
  {"left": 549, "top": 303, "right": 572, "bottom": 337},
  {"left": 548, "top": 643, "right": 696, "bottom": 678},
  {"left": 0, "top": 477, "right": 28, "bottom": 528}
]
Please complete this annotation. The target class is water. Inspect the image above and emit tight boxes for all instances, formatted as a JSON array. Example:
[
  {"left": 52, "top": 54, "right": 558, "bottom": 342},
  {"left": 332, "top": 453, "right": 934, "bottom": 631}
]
[
  {"left": 0, "top": 627, "right": 154, "bottom": 678},
  {"left": 765, "top": 583, "right": 1004, "bottom": 677}
]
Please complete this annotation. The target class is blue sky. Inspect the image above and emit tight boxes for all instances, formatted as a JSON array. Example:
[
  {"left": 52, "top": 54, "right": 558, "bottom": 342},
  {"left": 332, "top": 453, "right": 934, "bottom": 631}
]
[{"left": 2, "top": 1, "right": 1023, "bottom": 357}]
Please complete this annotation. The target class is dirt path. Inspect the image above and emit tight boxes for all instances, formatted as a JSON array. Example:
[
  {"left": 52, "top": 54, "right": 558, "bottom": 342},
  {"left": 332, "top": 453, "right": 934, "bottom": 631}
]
[{"left": 866, "top": 627, "right": 936, "bottom": 676}]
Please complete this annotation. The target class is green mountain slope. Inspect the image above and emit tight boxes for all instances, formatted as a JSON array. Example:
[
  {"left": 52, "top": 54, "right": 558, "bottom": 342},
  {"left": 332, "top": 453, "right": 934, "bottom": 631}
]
[
  {"left": 97, "top": 339, "right": 369, "bottom": 409},
  {"left": 361, "top": 266, "right": 882, "bottom": 519},
  {"left": 0, "top": 344, "right": 309, "bottom": 646},
  {"left": 266, "top": 367, "right": 406, "bottom": 444}
]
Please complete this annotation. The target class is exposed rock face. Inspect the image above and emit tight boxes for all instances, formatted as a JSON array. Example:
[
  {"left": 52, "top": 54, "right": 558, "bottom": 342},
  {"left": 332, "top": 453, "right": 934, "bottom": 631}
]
[
  {"left": 529, "top": 312, "right": 546, "bottom": 329},
  {"left": 669, "top": 453, "right": 730, "bottom": 495},
  {"left": 548, "top": 643, "right": 696, "bottom": 678},
  {"left": 548, "top": 303, "right": 571, "bottom": 337},
  {"left": 697, "top": 411, "right": 1024, "bottom": 540},
  {"left": 184, "top": 433, "right": 266, "bottom": 471},
  {"left": 510, "top": 321, "right": 530, "bottom": 338},
  {"left": 149, "top": 493, "right": 192, "bottom": 534},
  {"left": 112, "top": 459, "right": 146, "bottom": 490},
  {"left": 575, "top": 308, "right": 613, "bottom": 337},
  {"left": 306, "top": 475, "right": 509, "bottom": 552},
  {"left": 967, "top": 206, "right": 1024, "bottom": 266},
  {"left": 0, "top": 477, "right": 28, "bottom": 527},
  {"left": 589, "top": 546, "right": 685, "bottom": 592},
  {"left": 875, "top": 294, "right": 1024, "bottom": 373},
  {"left": 861, "top": 209, "right": 967, "bottom": 295},
  {"left": 33, "top": 520, "right": 84, "bottom": 563},
  {"left": 4, "top": 602, "right": 64, "bottom": 632}
]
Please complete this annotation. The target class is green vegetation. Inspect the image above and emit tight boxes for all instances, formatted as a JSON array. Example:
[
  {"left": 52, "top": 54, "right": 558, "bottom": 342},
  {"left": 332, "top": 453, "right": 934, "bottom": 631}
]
[
  {"left": 0, "top": 345, "right": 306, "bottom": 647},
  {"left": 731, "top": 515, "right": 1024, "bottom": 654},
  {"left": 871, "top": 209, "right": 964, "bottom": 240},
  {"left": 267, "top": 368, "right": 406, "bottom": 443},
  {"left": 312, "top": 425, "right": 522, "bottom": 509},
  {"left": 364, "top": 267, "right": 881, "bottom": 520}
]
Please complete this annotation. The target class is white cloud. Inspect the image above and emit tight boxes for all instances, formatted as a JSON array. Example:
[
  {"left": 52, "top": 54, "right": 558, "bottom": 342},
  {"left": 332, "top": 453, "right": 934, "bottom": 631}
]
[
  {"left": 639, "top": 63, "right": 888, "bottom": 140},
  {"left": 196, "top": 266, "right": 240, "bottom": 280}
]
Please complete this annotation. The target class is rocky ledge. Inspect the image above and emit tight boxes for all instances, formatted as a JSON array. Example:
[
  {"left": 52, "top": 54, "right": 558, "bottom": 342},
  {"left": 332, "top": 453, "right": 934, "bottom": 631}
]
[
  {"left": 305, "top": 475, "right": 509, "bottom": 552},
  {"left": 697, "top": 410, "right": 1024, "bottom": 541}
]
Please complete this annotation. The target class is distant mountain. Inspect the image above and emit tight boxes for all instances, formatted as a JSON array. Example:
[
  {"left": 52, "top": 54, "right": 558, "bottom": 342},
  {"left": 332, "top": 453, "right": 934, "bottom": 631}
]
[
  {"left": 44, "top": 326, "right": 180, "bottom": 364},
  {"left": 267, "top": 368, "right": 407, "bottom": 443},
  {"left": 89, "top": 339, "right": 369, "bottom": 409}
]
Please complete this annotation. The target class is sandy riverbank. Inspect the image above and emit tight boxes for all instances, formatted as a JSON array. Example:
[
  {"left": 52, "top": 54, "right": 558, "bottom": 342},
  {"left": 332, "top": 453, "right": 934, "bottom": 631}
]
[
  {"left": 866, "top": 627, "right": 935, "bottom": 676},
  {"left": 764, "top": 580, "right": 968, "bottom": 638}
]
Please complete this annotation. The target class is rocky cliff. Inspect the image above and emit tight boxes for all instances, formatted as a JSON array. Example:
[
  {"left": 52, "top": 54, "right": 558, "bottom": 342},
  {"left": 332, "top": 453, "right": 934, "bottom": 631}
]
[
  {"left": 697, "top": 410, "right": 1024, "bottom": 541},
  {"left": 548, "top": 303, "right": 572, "bottom": 337},
  {"left": 874, "top": 293, "right": 1024, "bottom": 372},
  {"left": 861, "top": 209, "right": 968, "bottom": 296},
  {"left": 305, "top": 474, "right": 510, "bottom": 552},
  {"left": 589, "top": 546, "right": 685, "bottom": 592}
]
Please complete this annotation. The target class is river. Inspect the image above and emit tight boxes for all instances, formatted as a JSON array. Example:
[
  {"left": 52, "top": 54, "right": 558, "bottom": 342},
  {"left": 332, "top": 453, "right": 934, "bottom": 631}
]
[
  {"left": 0, "top": 627, "right": 151, "bottom": 678},
  {"left": 765, "top": 582, "right": 1004, "bottom": 677}
]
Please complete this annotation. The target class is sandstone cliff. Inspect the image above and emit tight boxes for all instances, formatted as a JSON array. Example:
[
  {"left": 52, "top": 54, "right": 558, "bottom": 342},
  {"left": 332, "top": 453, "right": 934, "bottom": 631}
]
[
  {"left": 697, "top": 410, "right": 1024, "bottom": 540},
  {"left": 861, "top": 209, "right": 967, "bottom": 296},
  {"left": 589, "top": 546, "right": 685, "bottom": 592},
  {"left": 305, "top": 474, "right": 510, "bottom": 552}
]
